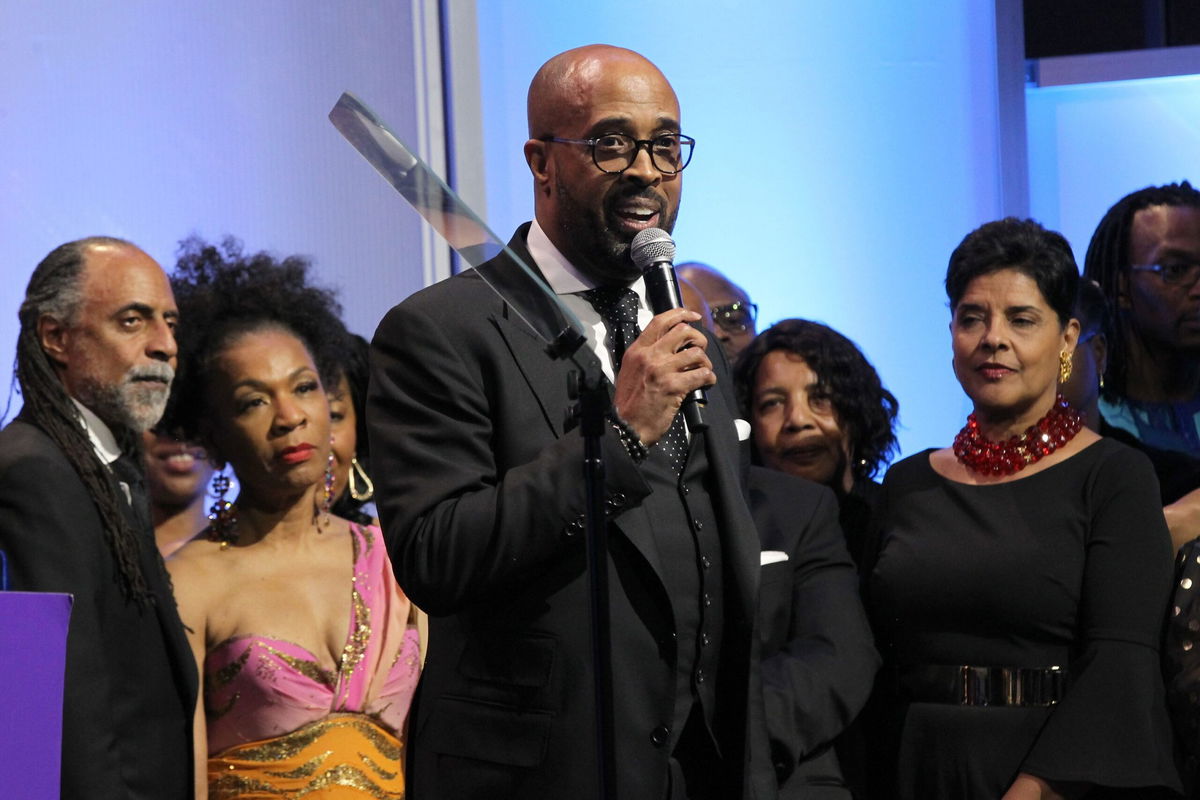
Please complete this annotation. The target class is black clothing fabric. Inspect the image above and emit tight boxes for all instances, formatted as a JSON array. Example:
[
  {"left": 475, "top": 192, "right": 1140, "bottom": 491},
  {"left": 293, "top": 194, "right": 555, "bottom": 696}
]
[
  {"left": 867, "top": 439, "right": 1180, "bottom": 798},
  {"left": 367, "top": 225, "right": 762, "bottom": 800},
  {"left": 1165, "top": 536, "right": 1200, "bottom": 797},
  {"left": 0, "top": 416, "right": 196, "bottom": 800},
  {"left": 1101, "top": 417, "right": 1200, "bottom": 505},
  {"left": 746, "top": 467, "right": 879, "bottom": 799},
  {"left": 837, "top": 478, "right": 881, "bottom": 570}
]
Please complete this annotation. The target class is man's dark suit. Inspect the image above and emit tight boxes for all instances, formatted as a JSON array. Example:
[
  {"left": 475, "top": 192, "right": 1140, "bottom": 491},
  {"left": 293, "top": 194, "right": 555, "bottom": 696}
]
[
  {"left": 747, "top": 467, "right": 879, "bottom": 800},
  {"left": 0, "top": 416, "right": 196, "bottom": 799},
  {"left": 368, "top": 225, "right": 763, "bottom": 799}
]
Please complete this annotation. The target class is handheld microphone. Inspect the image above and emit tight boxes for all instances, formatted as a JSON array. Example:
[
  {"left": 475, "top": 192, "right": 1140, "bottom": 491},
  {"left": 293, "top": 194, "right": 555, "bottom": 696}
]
[{"left": 630, "top": 227, "right": 708, "bottom": 431}]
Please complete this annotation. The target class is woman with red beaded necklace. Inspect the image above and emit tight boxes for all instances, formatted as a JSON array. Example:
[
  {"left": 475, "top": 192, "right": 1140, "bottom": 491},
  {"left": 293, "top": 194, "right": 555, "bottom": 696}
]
[{"left": 865, "top": 218, "right": 1180, "bottom": 799}]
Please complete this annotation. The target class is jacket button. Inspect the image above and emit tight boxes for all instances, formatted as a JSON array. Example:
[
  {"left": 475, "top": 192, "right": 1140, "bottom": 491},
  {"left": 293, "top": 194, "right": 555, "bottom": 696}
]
[
  {"left": 650, "top": 725, "right": 670, "bottom": 747},
  {"left": 695, "top": 668, "right": 705, "bottom": 684},
  {"left": 611, "top": 492, "right": 626, "bottom": 507}
]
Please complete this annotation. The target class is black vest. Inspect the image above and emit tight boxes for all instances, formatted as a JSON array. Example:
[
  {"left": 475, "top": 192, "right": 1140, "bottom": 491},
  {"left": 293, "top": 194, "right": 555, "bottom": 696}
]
[{"left": 640, "top": 425, "right": 725, "bottom": 749}]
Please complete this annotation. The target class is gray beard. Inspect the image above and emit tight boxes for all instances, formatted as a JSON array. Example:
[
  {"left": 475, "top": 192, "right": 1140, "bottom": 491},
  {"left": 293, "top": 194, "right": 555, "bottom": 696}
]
[
  {"left": 553, "top": 178, "right": 679, "bottom": 286},
  {"left": 76, "top": 364, "right": 174, "bottom": 433}
]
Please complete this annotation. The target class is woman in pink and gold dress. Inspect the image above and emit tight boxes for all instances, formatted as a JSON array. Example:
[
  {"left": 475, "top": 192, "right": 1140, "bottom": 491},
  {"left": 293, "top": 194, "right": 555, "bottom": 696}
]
[{"left": 165, "top": 239, "right": 419, "bottom": 799}]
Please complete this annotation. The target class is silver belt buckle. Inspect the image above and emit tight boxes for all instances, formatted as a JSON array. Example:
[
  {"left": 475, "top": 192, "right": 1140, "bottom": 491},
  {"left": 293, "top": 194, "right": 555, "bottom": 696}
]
[{"left": 959, "top": 665, "right": 1064, "bottom": 706}]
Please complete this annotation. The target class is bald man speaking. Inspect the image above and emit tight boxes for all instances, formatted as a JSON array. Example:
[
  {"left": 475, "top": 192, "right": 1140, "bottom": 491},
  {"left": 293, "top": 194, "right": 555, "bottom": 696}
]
[{"left": 369, "top": 46, "right": 762, "bottom": 799}]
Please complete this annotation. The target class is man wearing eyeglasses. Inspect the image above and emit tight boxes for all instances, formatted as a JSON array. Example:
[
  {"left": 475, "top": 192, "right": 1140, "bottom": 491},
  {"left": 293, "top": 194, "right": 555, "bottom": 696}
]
[
  {"left": 678, "top": 263, "right": 758, "bottom": 362},
  {"left": 369, "top": 45, "right": 763, "bottom": 800},
  {"left": 1084, "top": 181, "right": 1200, "bottom": 461}
]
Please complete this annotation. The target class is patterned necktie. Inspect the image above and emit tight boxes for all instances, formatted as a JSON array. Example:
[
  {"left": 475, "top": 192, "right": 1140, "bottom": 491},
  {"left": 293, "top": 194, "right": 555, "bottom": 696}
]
[
  {"left": 582, "top": 285, "right": 642, "bottom": 371},
  {"left": 583, "top": 286, "right": 689, "bottom": 473}
]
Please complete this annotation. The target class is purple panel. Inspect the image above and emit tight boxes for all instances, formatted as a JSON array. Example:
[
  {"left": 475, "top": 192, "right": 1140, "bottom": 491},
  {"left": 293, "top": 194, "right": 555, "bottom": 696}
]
[{"left": 0, "top": 593, "right": 72, "bottom": 800}]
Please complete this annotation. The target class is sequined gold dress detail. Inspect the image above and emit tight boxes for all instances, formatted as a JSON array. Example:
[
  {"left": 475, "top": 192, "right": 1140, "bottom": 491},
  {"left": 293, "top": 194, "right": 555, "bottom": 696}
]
[{"left": 204, "top": 523, "right": 419, "bottom": 798}]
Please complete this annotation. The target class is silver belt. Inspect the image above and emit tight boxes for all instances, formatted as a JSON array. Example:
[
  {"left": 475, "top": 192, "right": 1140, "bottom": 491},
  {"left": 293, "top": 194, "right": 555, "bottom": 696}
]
[{"left": 897, "top": 664, "right": 1068, "bottom": 707}]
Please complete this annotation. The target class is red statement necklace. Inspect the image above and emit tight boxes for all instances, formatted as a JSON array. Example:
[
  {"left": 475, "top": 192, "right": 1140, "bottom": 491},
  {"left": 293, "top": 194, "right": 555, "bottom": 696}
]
[{"left": 954, "top": 394, "right": 1084, "bottom": 476}]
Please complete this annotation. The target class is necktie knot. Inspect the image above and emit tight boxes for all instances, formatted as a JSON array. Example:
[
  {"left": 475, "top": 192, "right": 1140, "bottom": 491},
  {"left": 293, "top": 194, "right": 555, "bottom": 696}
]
[
  {"left": 583, "top": 286, "right": 640, "bottom": 327},
  {"left": 582, "top": 286, "right": 642, "bottom": 371}
]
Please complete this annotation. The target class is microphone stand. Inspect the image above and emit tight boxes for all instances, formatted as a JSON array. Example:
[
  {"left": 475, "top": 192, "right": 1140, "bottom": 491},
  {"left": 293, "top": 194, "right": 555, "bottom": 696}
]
[{"left": 552, "top": 330, "right": 617, "bottom": 800}]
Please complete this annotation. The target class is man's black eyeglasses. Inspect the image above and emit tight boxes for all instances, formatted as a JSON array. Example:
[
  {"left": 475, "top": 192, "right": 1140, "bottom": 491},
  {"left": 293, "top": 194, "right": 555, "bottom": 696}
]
[
  {"left": 1129, "top": 261, "right": 1200, "bottom": 289},
  {"left": 711, "top": 301, "right": 758, "bottom": 334},
  {"left": 541, "top": 133, "right": 695, "bottom": 175}
]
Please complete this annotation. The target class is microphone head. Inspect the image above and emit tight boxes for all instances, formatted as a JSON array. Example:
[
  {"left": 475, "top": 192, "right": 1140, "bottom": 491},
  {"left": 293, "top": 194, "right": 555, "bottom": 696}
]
[{"left": 630, "top": 228, "right": 676, "bottom": 270}]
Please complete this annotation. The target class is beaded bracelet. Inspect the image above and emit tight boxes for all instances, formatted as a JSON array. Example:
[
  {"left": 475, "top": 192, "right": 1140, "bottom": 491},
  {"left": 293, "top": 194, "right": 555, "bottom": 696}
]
[{"left": 609, "top": 413, "right": 649, "bottom": 463}]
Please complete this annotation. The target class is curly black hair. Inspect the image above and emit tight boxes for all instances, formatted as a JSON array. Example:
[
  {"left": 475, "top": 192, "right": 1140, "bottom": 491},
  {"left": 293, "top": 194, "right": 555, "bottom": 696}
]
[
  {"left": 164, "top": 236, "right": 350, "bottom": 444},
  {"left": 733, "top": 318, "right": 899, "bottom": 482},
  {"left": 946, "top": 217, "right": 1079, "bottom": 326},
  {"left": 1083, "top": 181, "right": 1200, "bottom": 399}
]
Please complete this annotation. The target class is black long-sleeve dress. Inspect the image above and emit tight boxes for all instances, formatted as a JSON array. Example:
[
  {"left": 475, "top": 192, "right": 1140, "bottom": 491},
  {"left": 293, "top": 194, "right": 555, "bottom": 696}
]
[{"left": 868, "top": 438, "right": 1181, "bottom": 798}]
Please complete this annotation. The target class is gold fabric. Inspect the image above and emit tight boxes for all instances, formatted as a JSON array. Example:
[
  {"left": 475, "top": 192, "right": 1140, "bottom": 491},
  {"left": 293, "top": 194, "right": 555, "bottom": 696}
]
[{"left": 208, "top": 714, "right": 404, "bottom": 799}]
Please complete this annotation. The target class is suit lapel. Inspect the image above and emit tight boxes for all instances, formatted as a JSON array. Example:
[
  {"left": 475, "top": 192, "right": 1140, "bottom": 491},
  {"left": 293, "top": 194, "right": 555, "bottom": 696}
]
[
  {"left": 480, "top": 227, "right": 581, "bottom": 438},
  {"left": 698, "top": 351, "right": 759, "bottom": 627},
  {"left": 480, "top": 228, "right": 670, "bottom": 583}
]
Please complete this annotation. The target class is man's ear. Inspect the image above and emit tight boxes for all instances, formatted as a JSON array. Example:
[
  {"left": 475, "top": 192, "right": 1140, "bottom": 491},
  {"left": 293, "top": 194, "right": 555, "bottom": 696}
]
[
  {"left": 1062, "top": 317, "right": 1081, "bottom": 354},
  {"left": 524, "top": 139, "right": 552, "bottom": 193},
  {"left": 38, "top": 314, "right": 70, "bottom": 368}
]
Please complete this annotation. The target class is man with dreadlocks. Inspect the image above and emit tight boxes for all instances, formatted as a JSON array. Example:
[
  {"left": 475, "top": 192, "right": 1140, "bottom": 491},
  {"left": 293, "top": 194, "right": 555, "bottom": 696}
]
[
  {"left": 1084, "top": 181, "right": 1200, "bottom": 468},
  {"left": 0, "top": 238, "right": 197, "bottom": 799}
]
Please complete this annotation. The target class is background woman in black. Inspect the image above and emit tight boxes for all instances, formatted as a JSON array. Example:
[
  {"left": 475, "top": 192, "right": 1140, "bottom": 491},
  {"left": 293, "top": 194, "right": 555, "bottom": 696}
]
[
  {"left": 867, "top": 218, "right": 1179, "bottom": 798},
  {"left": 734, "top": 318, "right": 899, "bottom": 565}
]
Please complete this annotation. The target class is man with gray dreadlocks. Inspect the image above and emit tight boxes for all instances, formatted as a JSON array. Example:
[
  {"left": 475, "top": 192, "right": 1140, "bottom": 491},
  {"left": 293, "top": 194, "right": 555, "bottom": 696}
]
[{"left": 0, "top": 238, "right": 196, "bottom": 799}]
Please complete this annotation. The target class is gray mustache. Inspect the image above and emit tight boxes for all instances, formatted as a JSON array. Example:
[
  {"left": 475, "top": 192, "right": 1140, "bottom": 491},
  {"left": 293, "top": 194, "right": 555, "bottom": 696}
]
[{"left": 128, "top": 363, "right": 175, "bottom": 385}]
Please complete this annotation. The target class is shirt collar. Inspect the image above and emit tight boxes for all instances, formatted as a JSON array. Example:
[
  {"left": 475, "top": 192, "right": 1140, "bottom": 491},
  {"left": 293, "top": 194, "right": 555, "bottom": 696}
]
[
  {"left": 527, "top": 219, "right": 648, "bottom": 300},
  {"left": 71, "top": 397, "right": 123, "bottom": 465},
  {"left": 527, "top": 219, "right": 597, "bottom": 295}
]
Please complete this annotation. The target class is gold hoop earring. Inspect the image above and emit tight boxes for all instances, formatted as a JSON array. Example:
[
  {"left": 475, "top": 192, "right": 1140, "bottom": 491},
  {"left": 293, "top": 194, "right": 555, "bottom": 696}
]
[
  {"left": 1058, "top": 350, "right": 1073, "bottom": 384},
  {"left": 349, "top": 456, "right": 375, "bottom": 502}
]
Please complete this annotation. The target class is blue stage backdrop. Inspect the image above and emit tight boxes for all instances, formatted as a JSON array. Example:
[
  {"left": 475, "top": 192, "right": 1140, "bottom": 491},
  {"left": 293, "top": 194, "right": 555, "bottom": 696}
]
[
  {"left": 1027, "top": 73, "right": 1200, "bottom": 265},
  {"left": 4, "top": 2, "right": 1197, "bottom": 467},
  {"left": 475, "top": 0, "right": 1007, "bottom": 461}
]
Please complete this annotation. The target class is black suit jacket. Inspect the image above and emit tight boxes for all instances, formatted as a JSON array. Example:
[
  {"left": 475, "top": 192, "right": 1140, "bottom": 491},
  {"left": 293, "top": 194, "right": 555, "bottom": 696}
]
[
  {"left": 747, "top": 467, "right": 879, "bottom": 800},
  {"left": 368, "top": 225, "right": 763, "bottom": 799},
  {"left": 0, "top": 416, "right": 196, "bottom": 800}
]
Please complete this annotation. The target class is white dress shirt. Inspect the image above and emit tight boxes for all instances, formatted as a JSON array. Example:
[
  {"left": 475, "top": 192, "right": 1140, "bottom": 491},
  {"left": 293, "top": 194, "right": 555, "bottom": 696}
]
[{"left": 526, "top": 219, "right": 654, "bottom": 385}]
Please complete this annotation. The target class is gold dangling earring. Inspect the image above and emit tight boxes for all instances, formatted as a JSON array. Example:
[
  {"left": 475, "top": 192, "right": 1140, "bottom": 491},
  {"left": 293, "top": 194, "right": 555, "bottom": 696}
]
[
  {"left": 349, "top": 455, "right": 375, "bottom": 502},
  {"left": 319, "top": 450, "right": 335, "bottom": 530},
  {"left": 207, "top": 469, "right": 238, "bottom": 549},
  {"left": 1058, "top": 350, "right": 1073, "bottom": 384}
]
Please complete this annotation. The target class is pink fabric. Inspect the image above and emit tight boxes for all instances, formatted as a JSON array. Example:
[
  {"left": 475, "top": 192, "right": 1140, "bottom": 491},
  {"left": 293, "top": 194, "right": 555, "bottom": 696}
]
[{"left": 203, "top": 523, "right": 420, "bottom": 756}]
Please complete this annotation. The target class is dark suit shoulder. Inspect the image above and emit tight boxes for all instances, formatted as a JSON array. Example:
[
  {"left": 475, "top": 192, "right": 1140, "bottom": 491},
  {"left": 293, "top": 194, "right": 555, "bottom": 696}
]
[
  {"left": 0, "top": 419, "right": 100, "bottom": 519},
  {"left": 748, "top": 466, "right": 838, "bottom": 527},
  {"left": 0, "top": 418, "right": 74, "bottom": 468}
]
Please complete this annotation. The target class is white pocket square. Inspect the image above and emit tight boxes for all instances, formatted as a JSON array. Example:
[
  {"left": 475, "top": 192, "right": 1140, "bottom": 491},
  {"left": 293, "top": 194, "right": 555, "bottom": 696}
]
[
  {"left": 735, "top": 418, "right": 752, "bottom": 442},
  {"left": 760, "top": 550, "right": 788, "bottom": 565}
]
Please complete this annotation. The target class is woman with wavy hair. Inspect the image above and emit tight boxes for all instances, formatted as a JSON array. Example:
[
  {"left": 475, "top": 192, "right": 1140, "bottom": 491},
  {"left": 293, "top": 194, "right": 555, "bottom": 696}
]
[{"left": 734, "top": 317, "right": 899, "bottom": 563}]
